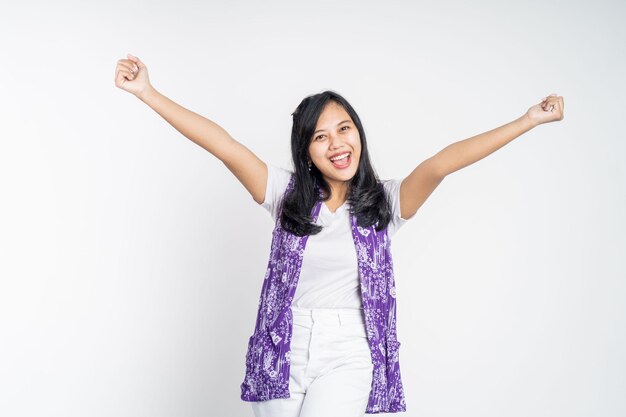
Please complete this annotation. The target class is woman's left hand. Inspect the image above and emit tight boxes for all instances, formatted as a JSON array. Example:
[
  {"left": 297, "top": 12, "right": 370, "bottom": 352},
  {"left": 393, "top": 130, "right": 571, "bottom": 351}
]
[{"left": 526, "top": 93, "right": 565, "bottom": 127}]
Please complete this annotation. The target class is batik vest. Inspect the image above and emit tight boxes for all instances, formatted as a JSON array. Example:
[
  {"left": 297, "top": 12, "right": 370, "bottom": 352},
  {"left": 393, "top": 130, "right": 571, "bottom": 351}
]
[{"left": 240, "top": 174, "right": 406, "bottom": 413}]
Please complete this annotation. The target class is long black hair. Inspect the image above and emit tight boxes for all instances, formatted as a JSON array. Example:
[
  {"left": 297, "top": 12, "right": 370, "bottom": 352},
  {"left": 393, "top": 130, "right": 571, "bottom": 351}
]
[{"left": 279, "top": 90, "right": 393, "bottom": 237}]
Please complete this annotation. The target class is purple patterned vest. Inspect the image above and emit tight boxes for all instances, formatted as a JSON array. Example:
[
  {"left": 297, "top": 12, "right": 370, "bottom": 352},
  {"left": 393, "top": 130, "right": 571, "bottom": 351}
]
[{"left": 240, "top": 174, "right": 406, "bottom": 413}]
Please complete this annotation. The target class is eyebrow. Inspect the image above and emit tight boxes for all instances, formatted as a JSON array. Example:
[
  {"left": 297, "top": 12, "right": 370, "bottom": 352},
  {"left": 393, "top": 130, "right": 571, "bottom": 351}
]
[{"left": 313, "top": 120, "right": 352, "bottom": 135}]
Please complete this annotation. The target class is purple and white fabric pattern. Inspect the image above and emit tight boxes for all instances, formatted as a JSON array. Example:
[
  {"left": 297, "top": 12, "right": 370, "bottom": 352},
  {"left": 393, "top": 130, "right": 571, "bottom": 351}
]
[{"left": 241, "top": 174, "right": 407, "bottom": 413}]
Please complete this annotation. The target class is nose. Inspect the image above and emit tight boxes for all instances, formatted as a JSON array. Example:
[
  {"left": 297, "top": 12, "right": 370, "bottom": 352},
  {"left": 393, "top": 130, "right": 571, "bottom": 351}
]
[{"left": 328, "top": 132, "right": 343, "bottom": 149}]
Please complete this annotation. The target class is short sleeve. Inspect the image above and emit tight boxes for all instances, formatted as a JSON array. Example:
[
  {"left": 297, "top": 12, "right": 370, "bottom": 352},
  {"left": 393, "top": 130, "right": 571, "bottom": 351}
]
[
  {"left": 261, "top": 164, "right": 293, "bottom": 222},
  {"left": 383, "top": 179, "right": 416, "bottom": 238}
]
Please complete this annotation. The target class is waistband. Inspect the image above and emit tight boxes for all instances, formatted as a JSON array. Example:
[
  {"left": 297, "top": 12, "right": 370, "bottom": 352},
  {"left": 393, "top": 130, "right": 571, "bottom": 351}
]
[{"left": 291, "top": 306, "right": 365, "bottom": 326}]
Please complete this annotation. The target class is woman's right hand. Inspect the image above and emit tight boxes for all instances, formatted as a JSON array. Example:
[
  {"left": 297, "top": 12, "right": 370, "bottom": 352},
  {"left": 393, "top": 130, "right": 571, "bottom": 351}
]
[
  {"left": 113, "top": 52, "right": 269, "bottom": 204},
  {"left": 114, "top": 53, "right": 152, "bottom": 98}
]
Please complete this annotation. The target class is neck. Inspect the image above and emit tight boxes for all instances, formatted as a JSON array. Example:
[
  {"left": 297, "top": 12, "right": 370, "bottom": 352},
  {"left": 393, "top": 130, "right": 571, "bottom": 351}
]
[{"left": 325, "top": 179, "right": 349, "bottom": 203}]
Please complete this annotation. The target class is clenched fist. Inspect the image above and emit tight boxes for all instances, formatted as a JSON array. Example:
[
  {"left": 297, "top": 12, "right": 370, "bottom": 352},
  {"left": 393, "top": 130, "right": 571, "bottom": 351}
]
[
  {"left": 114, "top": 53, "right": 152, "bottom": 98},
  {"left": 526, "top": 93, "right": 565, "bottom": 126}
]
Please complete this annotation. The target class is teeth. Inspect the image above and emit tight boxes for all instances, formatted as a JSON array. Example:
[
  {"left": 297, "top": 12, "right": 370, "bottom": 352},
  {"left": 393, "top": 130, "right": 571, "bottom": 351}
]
[{"left": 330, "top": 152, "right": 350, "bottom": 161}]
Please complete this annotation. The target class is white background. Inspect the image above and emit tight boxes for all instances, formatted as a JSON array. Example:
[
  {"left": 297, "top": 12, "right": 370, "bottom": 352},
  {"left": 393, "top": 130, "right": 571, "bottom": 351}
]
[{"left": 1, "top": 0, "right": 624, "bottom": 416}]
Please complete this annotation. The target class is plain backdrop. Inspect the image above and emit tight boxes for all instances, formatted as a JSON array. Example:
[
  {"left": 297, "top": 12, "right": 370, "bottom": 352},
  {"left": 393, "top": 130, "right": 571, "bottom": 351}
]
[{"left": 1, "top": 0, "right": 624, "bottom": 416}]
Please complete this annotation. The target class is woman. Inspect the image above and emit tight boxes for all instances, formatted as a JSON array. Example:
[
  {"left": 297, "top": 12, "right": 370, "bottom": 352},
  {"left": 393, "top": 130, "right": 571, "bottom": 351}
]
[{"left": 114, "top": 53, "right": 564, "bottom": 417}]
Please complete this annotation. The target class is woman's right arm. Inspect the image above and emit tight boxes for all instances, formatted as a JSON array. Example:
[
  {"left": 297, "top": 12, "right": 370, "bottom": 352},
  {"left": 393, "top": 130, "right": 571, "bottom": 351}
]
[{"left": 115, "top": 53, "right": 267, "bottom": 205}]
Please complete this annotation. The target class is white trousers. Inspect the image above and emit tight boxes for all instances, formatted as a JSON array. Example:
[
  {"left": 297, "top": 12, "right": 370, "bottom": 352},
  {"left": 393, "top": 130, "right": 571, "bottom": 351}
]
[{"left": 251, "top": 306, "right": 374, "bottom": 417}]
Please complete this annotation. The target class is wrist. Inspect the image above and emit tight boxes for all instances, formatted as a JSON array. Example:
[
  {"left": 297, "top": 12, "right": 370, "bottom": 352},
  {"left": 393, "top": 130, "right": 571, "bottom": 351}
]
[
  {"left": 137, "top": 85, "right": 157, "bottom": 103},
  {"left": 523, "top": 112, "right": 539, "bottom": 129}
]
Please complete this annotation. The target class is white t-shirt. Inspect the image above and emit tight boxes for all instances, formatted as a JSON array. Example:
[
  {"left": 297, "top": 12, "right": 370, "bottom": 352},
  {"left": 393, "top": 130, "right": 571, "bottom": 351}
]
[{"left": 261, "top": 164, "right": 415, "bottom": 309}]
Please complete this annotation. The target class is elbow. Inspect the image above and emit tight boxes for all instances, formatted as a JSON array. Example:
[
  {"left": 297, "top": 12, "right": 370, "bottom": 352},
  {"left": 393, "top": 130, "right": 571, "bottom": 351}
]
[{"left": 426, "top": 156, "right": 448, "bottom": 180}]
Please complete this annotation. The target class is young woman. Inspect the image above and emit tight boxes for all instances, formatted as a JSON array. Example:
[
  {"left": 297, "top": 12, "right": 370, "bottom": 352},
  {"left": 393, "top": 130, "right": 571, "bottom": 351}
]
[{"left": 114, "top": 53, "right": 564, "bottom": 417}]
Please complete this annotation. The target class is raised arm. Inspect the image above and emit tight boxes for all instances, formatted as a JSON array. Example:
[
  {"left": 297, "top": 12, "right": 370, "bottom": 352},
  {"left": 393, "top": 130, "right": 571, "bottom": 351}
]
[
  {"left": 399, "top": 94, "right": 565, "bottom": 219},
  {"left": 114, "top": 53, "right": 268, "bottom": 204}
]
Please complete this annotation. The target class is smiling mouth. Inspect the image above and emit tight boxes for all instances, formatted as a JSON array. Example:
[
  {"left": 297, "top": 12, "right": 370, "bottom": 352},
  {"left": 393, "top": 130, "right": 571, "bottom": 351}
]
[{"left": 329, "top": 152, "right": 351, "bottom": 168}]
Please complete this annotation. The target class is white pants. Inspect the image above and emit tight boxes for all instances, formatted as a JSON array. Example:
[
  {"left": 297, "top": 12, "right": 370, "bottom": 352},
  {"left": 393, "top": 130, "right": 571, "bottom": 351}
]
[{"left": 251, "top": 306, "right": 374, "bottom": 417}]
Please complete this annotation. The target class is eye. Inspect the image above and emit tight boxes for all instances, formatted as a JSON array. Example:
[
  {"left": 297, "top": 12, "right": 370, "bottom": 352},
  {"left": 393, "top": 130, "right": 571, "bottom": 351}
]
[
  {"left": 314, "top": 134, "right": 326, "bottom": 141},
  {"left": 340, "top": 125, "right": 350, "bottom": 131}
]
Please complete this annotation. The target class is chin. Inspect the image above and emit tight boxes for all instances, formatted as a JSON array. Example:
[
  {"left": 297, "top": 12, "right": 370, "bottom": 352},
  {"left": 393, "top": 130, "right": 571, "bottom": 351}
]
[{"left": 324, "top": 168, "right": 357, "bottom": 182}]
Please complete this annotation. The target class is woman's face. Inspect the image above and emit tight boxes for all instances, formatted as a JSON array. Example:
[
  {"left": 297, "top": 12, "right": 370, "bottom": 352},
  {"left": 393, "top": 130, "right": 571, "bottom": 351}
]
[{"left": 308, "top": 101, "right": 361, "bottom": 195}]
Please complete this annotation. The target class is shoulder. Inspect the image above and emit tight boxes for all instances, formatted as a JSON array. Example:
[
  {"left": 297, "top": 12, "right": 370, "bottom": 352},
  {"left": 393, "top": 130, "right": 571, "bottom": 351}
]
[
  {"left": 261, "top": 164, "right": 294, "bottom": 221},
  {"left": 380, "top": 177, "right": 414, "bottom": 238},
  {"left": 268, "top": 164, "right": 293, "bottom": 195},
  {"left": 381, "top": 178, "right": 401, "bottom": 197}
]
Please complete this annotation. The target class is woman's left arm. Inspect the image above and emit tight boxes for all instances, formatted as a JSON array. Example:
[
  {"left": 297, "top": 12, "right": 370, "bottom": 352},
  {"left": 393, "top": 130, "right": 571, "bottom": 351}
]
[{"left": 398, "top": 94, "right": 565, "bottom": 220}]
